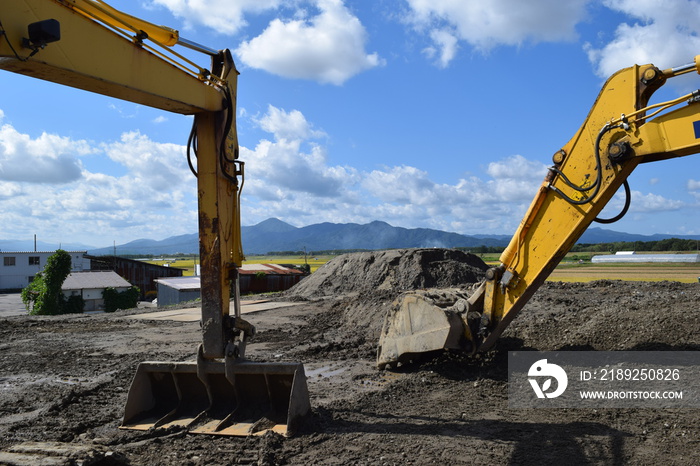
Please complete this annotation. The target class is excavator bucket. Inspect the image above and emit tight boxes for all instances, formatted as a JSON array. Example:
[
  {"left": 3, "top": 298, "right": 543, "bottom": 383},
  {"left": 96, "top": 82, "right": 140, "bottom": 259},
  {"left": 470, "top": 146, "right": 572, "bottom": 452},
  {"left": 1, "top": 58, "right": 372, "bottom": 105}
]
[
  {"left": 376, "top": 289, "right": 478, "bottom": 369},
  {"left": 120, "top": 359, "right": 310, "bottom": 437}
]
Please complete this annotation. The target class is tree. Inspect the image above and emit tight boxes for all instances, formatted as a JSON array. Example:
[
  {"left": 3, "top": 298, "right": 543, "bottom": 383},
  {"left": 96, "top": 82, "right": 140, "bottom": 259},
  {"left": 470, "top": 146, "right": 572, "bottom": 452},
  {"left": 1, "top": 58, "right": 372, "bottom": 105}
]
[
  {"left": 22, "top": 249, "right": 73, "bottom": 315},
  {"left": 102, "top": 286, "right": 140, "bottom": 313}
]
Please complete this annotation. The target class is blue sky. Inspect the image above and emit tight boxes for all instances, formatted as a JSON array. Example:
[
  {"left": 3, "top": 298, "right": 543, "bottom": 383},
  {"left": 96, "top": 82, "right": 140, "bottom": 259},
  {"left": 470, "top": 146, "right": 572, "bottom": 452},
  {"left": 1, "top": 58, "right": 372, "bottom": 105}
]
[{"left": 1, "top": 0, "right": 700, "bottom": 247}]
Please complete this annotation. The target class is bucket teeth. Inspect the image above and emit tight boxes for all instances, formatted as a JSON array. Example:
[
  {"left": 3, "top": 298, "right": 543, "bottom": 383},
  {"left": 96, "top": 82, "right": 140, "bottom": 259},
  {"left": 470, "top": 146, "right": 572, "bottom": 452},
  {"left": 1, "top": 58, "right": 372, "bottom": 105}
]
[{"left": 121, "top": 360, "right": 310, "bottom": 437}]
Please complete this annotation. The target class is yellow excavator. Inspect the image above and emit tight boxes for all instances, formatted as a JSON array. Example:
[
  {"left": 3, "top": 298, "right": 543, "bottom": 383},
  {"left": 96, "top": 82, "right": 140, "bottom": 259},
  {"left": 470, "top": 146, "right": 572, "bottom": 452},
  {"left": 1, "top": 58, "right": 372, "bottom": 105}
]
[
  {"left": 0, "top": 0, "right": 309, "bottom": 436},
  {"left": 3, "top": 0, "right": 700, "bottom": 439},
  {"left": 377, "top": 54, "right": 700, "bottom": 368}
]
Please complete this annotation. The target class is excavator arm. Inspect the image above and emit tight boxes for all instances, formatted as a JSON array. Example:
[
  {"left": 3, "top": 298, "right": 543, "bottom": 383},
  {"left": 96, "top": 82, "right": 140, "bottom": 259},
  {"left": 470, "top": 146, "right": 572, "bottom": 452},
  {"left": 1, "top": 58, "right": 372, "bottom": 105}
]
[
  {"left": 1, "top": 0, "right": 309, "bottom": 436},
  {"left": 0, "top": 0, "right": 223, "bottom": 112},
  {"left": 378, "top": 57, "right": 700, "bottom": 368}
]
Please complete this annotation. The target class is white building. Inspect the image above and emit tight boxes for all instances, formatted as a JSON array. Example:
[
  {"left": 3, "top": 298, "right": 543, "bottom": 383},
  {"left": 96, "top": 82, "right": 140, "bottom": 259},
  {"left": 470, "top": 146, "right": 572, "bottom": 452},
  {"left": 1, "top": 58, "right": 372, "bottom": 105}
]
[
  {"left": 591, "top": 253, "right": 700, "bottom": 263},
  {"left": 0, "top": 251, "right": 90, "bottom": 291},
  {"left": 62, "top": 271, "right": 132, "bottom": 311}
]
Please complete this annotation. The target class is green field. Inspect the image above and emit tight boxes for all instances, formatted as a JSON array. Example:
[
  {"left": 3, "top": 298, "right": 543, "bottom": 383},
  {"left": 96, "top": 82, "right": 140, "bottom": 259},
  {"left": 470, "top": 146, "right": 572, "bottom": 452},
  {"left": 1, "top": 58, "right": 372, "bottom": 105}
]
[
  {"left": 478, "top": 252, "right": 700, "bottom": 283},
  {"left": 147, "top": 255, "right": 335, "bottom": 275},
  {"left": 147, "top": 252, "right": 700, "bottom": 283},
  {"left": 243, "top": 255, "right": 332, "bottom": 273},
  {"left": 147, "top": 258, "right": 197, "bottom": 275}
]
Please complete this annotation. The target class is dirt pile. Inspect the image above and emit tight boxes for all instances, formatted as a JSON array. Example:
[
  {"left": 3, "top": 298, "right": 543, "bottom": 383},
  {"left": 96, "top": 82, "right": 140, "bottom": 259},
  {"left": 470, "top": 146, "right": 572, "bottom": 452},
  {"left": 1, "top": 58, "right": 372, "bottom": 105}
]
[
  {"left": 283, "top": 248, "right": 489, "bottom": 343},
  {"left": 285, "top": 248, "right": 488, "bottom": 301}
]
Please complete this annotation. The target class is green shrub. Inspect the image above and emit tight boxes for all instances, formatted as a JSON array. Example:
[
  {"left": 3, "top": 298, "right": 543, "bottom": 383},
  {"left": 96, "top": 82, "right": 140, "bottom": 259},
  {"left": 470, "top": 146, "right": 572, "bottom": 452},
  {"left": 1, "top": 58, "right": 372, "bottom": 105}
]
[
  {"left": 103, "top": 286, "right": 140, "bottom": 313},
  {"left": 61, "top": 295, "right": 85, "bottom": 314},
  {"left": 23, "top": 250, "right": 72, "bottom": 315}
]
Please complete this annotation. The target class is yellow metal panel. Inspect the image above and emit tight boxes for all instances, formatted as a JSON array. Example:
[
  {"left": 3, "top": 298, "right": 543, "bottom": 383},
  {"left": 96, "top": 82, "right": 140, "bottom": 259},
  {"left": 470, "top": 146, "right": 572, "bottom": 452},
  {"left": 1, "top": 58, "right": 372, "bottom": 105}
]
[
  {"left": 196, "top": 111, "right": 232, "bottom": 358},
  {"left": 0, "top": 0, "right": 223, "bottom": 114},
  {"left": 635, "top": 102, "right": 700, "bottom": 162},
  {"left": 67, "top": 0, "right": 179, "bottom": 46}
]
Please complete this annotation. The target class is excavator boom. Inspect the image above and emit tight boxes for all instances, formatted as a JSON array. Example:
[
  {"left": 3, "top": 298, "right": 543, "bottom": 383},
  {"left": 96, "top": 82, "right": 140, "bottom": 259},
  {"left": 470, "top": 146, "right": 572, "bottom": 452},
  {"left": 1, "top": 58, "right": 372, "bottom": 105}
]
[
  {"left": 0, "top": 0, "right": 222, "bottom": 113},
  {"left": 378, "top": 56, "right": 700, "bottom": 368}
]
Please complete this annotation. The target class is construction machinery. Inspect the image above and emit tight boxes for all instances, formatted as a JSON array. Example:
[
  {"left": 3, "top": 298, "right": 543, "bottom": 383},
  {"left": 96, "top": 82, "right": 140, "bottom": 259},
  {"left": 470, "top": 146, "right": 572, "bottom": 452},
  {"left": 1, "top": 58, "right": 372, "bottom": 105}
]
[
  {"left": 378, "top": 55, "right": 700, "bottom": 368},
  {"left": 0, "top": 0, "right": 309, "bottom": 436},
  {"left": 4, "top": 0, "right": 700, "bottom": 441}
]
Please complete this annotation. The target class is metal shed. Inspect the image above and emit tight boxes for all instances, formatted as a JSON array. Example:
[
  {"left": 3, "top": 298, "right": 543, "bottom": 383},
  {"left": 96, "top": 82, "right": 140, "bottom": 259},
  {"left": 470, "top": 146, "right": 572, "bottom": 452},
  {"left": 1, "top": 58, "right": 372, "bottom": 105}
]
[
  {"left": 154, "top": 264, "right": 307, "bottom": 306},
  {"left": 155, "top": 276, "right": 201, "bottom": 307},
  {"left": 591, "top": 253, "right": 700, "bottom": 263},
  {"left": 238, "top": 263, "right": 306, "bottom": 294},
  {"left": 87, "top": 255, "right": 184, "bottom": 299}
]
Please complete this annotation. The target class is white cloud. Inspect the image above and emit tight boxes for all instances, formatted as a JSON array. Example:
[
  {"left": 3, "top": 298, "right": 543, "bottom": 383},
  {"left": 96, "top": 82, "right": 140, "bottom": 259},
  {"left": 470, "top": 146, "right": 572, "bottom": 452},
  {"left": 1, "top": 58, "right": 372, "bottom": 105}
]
[
  {"left": 149, "top": 0, "right": 282, "bottom": 35},
  {"left": 423, "top": 29, "right": 459, "bottom": 68},
  {"left": 102, "top": 131, "right": 189, "bottom": 190},
  {"left": 235, "top": 106, "right": 552, "bottom": 234},
  {"left": 361, "top": 156, "right": 548, "bottom": 209},
  {"left": 234, "top": 105, "right": 681, "bottom": 237},
  {"left": 688, "top": 179, "right": 700, "bottom": 191},
  {"left": 486, "top": 154, "right": 548, "bottom": 180},
  {"left": 405, "top": 0, "right": 589, "bottom": 65},
  {"left": 2, "top": 103, "right": 692, "bottom": 246},
  {"left": 362, "top": 166, "right": 436, "bottom": 204},
  {"left": 586, "top": 0, "right": 700, "bottom": 77},
  {"left": 484, "top": 155, "right": 549, "bottom": 203},
  {"left": 235, "top": 0, "right": 383, "bottom": 84},
  {"left": 0, "top": 122, "right": 89, "bottom": 184},
  {"left": 0, "top": 113, "right": 198, "bottom": 245},
  {"left": 0, "top": 163, "right": 195, "bottom": 246},
  {"left": 243, "top": 105, "right": 355, "bottom": 198},
  {"left": 255, "top": 105, "right": 326, "bottom": 141},
  {"left": 243, "top": 138, "right": 356, "bottom": 198},
  {"left": 405, "top": 0, "right": 700, "bottom": 75},
  {"left": 0, "top": 181, "right": 22, "bottom": 200},
  {"left": 630, "top": 190, "right": 684, "bottom": 212}
]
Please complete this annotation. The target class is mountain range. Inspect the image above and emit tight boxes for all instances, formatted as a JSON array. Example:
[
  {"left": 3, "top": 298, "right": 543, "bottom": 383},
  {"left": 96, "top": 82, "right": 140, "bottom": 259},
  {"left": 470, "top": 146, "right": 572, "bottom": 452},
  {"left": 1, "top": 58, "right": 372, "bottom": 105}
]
[
  {"left": 72, "top": 218, "right": 700, "bottom": 256},
  {"left": 2, "top": 219, "right": 697, "bottom": 256}
]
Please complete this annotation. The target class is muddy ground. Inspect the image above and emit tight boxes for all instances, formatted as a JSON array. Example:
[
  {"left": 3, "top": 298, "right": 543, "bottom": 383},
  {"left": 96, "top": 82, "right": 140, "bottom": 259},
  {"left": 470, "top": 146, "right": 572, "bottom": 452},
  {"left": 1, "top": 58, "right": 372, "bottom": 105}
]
[{"left": 0, "top": 249, "right": 699, "bottom": 465}]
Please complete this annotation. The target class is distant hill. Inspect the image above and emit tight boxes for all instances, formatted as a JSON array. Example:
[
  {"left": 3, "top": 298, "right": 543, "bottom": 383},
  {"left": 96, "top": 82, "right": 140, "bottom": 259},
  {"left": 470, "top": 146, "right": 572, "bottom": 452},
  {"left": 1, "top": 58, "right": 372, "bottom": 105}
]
[
  {"left": 6, "top": 224, "right": 700, "bottom": 255},
  {"left": 87, "top": 218, "right": 507, "bottom": 255},
  {"left": 4, "top": 221, "right": 694, "bottom": 257},
  {"left": 577, "top": 227, "right": 700, "bottom": 244},
  {"left": 98, "top": 234, "right": 200, "bottom": 256},
  {"left": 240, "top": 219, "right": 509, "bottom": 254},
  {"left": 0, "top": 239, "right": 94, "bottom": 253},
  {"left": 81, "top": 219, "right": 700, "bottom": 256}
]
